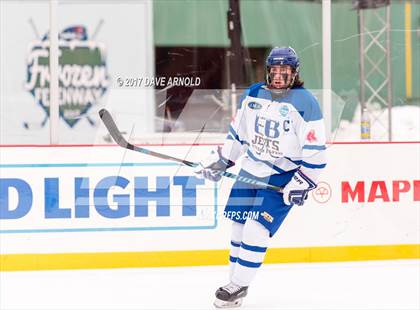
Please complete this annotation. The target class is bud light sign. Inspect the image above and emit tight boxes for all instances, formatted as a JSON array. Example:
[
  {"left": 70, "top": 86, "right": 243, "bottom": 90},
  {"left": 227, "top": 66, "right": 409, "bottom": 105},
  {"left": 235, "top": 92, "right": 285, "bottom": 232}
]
[{"left": 0, "top": 162, "right": 217, "bottom": 233}]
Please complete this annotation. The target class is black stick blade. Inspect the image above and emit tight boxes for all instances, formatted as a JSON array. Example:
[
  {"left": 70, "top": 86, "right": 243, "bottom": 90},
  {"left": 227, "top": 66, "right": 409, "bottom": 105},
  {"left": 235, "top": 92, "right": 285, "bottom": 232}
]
[{"left": 98, "top": 109, "right": 129, "bottom": 148}]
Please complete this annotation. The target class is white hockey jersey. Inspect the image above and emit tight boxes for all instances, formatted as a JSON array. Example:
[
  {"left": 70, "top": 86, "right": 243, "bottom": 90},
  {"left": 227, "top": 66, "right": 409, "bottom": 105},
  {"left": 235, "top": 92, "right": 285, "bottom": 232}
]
[{"left": 221, "top": 82, "right": 327, "bottom": 183}]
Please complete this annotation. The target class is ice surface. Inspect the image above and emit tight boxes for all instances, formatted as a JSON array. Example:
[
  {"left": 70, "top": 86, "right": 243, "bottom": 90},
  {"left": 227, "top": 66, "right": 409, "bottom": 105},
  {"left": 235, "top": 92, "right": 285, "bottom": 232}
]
[{"left": 1, "top": 260, "right": 419, "bottom": 310}]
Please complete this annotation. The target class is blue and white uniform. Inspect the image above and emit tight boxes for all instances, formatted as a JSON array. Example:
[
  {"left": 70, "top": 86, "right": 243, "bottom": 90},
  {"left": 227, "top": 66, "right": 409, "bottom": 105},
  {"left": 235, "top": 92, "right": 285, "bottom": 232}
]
[
  {"left": 205, "top": 47, "right": 327, "bottom": 305},
  {"left": 221, "top": 82, "right": 327, "bottom": 236}
]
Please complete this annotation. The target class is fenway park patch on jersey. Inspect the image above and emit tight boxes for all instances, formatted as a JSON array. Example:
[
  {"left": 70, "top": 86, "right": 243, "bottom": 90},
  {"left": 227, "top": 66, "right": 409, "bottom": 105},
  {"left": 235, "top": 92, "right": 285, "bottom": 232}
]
[{"left": 279, "top": 105, "right": 289, "bottom": 116}]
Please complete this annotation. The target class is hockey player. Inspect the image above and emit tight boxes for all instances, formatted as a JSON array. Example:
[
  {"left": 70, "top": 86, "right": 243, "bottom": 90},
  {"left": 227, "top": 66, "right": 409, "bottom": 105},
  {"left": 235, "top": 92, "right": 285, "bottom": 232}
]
[{"left": 195, "top": 47, "right": 327, "bottom": 308}]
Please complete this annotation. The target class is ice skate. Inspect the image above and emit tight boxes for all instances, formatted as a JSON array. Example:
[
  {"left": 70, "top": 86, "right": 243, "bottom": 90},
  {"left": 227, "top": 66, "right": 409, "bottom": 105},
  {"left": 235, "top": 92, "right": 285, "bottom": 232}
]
[{"left": 213, "top": 282, "right": 248, "bottom": 308}]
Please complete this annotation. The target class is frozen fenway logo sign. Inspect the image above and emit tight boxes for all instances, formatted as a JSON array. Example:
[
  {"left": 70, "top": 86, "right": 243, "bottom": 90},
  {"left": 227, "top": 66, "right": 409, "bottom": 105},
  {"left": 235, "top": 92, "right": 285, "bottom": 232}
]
[{"left": 25, "top": 25, "right": 109, "bottom": 127}]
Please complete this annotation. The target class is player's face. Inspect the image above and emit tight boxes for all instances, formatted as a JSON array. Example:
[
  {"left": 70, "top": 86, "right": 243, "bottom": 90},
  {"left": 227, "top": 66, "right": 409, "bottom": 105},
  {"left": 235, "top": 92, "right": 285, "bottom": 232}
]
[{"left": 269, "top": 65, "right": 293, "bottom": 89}]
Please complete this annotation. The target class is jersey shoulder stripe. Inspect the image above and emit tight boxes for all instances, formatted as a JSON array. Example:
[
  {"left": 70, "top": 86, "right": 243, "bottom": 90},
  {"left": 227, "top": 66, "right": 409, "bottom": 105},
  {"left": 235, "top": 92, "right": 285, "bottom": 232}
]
[
  {"left": 248, "top": 82, "right": 267, "bottom": 99},
  {"left": 302, "top": 145, "right": 326, "bottom": 150},
  {"left": 238, "top": 82, "right": 265, "bottom": 109},
  {"left": 247, "top": 82, "right": 265, "bottom": 95},
  {"left": 285, "top": 87, "right": 323, "bottom": 122}
]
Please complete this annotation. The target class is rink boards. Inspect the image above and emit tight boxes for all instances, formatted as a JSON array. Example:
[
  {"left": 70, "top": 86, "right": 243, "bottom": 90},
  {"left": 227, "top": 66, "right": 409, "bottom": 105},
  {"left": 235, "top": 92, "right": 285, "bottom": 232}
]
[{"left": 0, "top": 143, "right": 419, "bottom": 271}]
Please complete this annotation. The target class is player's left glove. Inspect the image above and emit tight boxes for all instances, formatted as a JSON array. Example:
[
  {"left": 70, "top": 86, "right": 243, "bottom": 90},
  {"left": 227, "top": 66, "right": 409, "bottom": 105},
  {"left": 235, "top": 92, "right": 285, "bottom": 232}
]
[
  {"left": 283, "top": 170, "right": 317, "bottom": 206},
  {"left": 194, "top": 147, "right": 235, "bottom": 182}
]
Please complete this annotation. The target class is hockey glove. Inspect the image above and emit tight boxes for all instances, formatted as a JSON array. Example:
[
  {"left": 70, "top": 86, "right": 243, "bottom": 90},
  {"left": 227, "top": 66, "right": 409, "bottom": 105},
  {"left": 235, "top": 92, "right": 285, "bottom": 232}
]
[
  {"left": 194, "top": 147, "right": 235, "bottom": 182},
  {"left": 283, "top": 170, "right": 317, "bottom": 206}
]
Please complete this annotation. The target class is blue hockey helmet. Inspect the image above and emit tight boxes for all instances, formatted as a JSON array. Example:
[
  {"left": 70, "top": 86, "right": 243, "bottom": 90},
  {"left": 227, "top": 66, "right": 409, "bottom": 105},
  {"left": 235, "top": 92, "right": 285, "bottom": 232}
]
[
  {"left": 266, "top": 46, "right": 300, "bottom": 71},
  {"left": 266, "top": 47, "right": 300, "bottom": 90}
]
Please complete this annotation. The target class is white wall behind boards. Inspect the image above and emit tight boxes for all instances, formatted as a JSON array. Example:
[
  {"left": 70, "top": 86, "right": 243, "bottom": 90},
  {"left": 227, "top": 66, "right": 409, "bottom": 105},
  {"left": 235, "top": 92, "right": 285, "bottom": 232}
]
[{"left": 0, "top": 0, "right": 154, "bottom": 144}]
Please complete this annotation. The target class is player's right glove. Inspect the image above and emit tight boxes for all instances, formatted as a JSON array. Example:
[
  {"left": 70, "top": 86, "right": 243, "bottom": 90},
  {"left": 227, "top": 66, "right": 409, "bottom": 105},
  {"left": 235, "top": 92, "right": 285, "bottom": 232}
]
[
  {"left": 194, "top": 147, "right": 235, "bottom": 182},
  {"left": 283, "top": 170, "right": 317, "bottom": 206}
]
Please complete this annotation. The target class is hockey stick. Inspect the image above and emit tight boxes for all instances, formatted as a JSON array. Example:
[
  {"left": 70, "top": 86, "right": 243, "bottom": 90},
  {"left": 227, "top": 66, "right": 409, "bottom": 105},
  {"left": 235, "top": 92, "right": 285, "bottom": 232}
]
[{"left": 98, "top": 108, "right": 283, "bottom": 192}]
